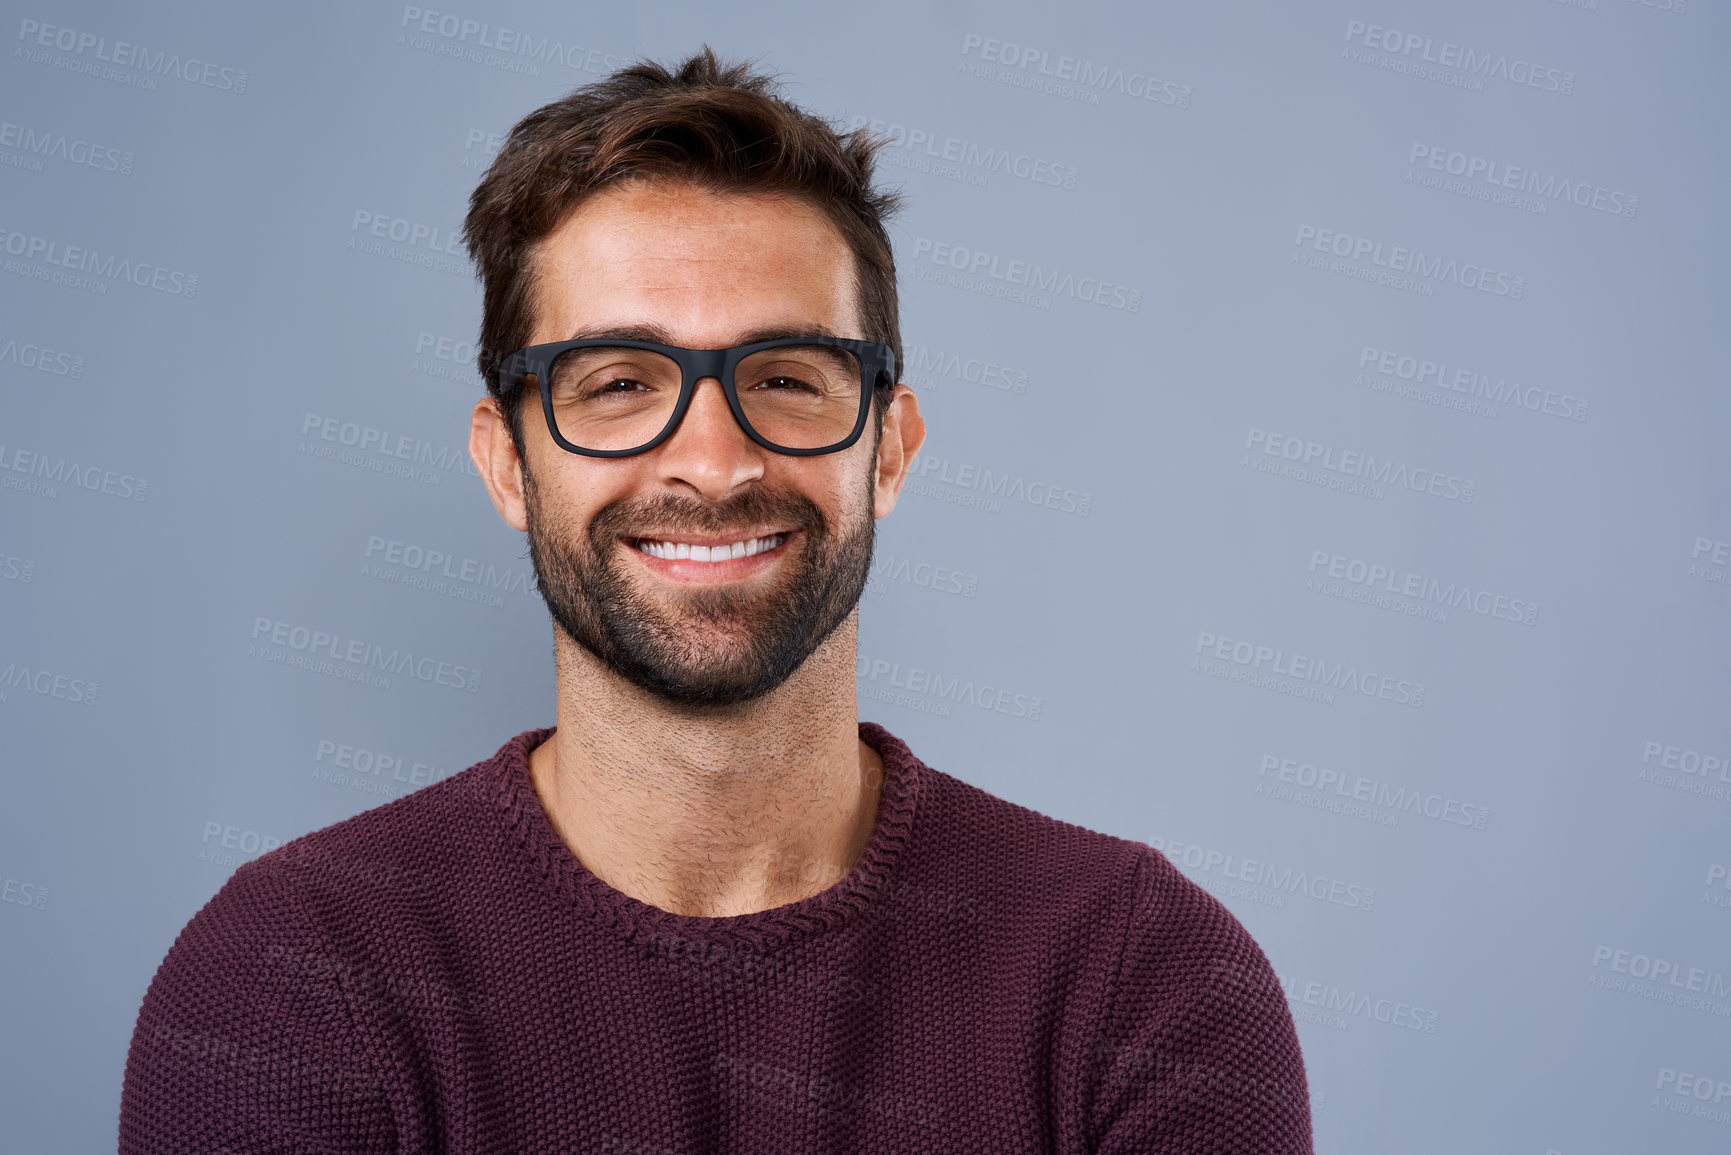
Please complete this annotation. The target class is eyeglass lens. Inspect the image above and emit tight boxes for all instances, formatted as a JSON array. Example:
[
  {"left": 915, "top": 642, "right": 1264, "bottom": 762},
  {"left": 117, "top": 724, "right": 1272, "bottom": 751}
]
[{"left": 546, "top": 344, "right": 864, "bottom": 452}]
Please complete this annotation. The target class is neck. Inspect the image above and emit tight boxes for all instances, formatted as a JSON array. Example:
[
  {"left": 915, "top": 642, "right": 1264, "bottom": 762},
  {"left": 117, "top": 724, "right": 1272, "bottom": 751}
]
[{"left": 528, "top": 615, "right": 884, "bottom": 917}]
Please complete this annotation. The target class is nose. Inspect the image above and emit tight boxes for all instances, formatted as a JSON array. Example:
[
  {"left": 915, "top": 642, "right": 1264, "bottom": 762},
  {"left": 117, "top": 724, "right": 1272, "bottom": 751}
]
[{"left": 651, "top": 375, "right": 767, "bottom": 500}]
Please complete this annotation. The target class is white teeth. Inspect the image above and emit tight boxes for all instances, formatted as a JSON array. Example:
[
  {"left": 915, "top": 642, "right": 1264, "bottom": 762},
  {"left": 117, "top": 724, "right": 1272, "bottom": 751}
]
[{"left": 635, "top": 534, "right": 784, "bottom": 562}]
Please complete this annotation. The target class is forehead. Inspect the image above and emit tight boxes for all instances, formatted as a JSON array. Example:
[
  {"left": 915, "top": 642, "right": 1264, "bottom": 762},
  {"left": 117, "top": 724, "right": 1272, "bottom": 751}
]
[{"left": 529, "top": 180, "right": 861, "bottom": 345}]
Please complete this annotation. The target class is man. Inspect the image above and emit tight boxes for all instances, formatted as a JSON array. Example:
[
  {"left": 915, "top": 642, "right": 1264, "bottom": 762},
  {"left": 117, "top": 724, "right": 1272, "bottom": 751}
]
[{"left": 120, "top": 49, "right": 1311, "bottom": 1153}]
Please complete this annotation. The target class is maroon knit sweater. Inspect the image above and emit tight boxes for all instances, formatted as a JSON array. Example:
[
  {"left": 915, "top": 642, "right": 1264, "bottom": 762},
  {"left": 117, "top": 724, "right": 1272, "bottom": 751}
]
[{"left": 120, "top": 724, "right": 1311, "bottom": 1153}]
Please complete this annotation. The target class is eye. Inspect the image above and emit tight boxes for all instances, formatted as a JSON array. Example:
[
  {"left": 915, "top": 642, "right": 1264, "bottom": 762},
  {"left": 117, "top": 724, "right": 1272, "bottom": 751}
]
[
  {"left": 753, "top": 375, "right": 820, "bottom": 394},
  {"left": 583, "top": 376, "right": 652, "bottom": 399}
]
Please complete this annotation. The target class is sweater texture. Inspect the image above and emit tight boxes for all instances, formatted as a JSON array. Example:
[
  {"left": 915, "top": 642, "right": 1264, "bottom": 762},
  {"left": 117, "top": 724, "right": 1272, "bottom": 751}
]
[{"left": 120, "top": 723, "right": 1312, "bottom": 1153}]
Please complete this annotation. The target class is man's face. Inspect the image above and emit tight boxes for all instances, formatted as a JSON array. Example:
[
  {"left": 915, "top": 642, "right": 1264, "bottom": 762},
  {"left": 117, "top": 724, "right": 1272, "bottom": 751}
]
[{"left": 498, "top": 181, "right": 906, "bottom": 708}]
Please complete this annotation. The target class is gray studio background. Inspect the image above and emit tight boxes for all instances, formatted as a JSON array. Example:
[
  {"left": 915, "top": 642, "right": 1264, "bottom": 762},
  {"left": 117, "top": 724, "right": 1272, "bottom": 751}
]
[{"left": 3, "top": 0, "right": 1727, "bottom": 1150}]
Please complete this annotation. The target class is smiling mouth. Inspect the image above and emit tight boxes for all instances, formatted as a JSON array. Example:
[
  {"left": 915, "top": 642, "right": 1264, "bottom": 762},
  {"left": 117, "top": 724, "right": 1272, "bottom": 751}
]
[{"left": 630, "top": 533, "right": 788, "bottom": 562}]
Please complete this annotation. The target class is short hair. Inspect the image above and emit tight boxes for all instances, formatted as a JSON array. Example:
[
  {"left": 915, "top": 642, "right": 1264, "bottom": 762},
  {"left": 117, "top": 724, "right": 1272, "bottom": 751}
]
[{"left": 463, "top": 46, "right": 904, "bottom": 452}]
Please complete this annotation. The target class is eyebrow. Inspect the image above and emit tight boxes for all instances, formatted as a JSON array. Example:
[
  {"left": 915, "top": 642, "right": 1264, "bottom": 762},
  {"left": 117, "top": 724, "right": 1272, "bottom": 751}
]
[{"left": 562, "top": 323, "right": 846, "bottom": 347}]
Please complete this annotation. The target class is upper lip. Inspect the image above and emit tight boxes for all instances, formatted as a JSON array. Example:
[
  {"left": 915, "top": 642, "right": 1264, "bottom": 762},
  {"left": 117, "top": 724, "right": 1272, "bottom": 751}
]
[{"left": 624, "top": 530, "right": 791, "bottom": 548}]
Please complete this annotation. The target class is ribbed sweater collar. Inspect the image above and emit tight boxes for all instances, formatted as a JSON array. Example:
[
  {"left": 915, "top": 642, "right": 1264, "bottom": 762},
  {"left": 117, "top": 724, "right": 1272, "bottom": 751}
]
[{"left": 487, "top": 721, "right": 924, "bottom": 952}]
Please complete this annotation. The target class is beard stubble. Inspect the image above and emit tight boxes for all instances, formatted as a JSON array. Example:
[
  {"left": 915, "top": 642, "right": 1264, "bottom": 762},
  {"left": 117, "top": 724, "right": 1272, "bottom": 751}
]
[{"left": 522, "top": 462, "right": 877, "bottom": 709}]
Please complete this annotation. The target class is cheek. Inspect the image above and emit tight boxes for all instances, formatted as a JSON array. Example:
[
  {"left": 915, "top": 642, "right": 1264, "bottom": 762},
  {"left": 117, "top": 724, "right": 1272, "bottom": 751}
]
[
  {"left": 530, "top": 458, "right": 639, "bottom": 533},
  {"left": 820, "top": 455, "right": 879, "bottom": 523}
]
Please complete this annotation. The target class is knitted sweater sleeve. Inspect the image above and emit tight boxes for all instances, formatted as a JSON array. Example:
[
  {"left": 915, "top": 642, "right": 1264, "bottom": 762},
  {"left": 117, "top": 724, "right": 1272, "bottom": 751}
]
[
  {"left": 118, "top": 859, "right": 399, "bottom": 1153},
  {"left": 1086, "top": 846, "right": 1313, "bottom": 1154}
]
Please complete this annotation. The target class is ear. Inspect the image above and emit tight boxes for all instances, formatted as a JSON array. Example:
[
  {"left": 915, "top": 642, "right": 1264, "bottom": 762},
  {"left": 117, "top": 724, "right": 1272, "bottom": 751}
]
[
  {"left": 470, "top": 396, "right": 530, "bottom": 532},
  {"left": 871, "top": 384, "right": 926, "bottom": 519}
]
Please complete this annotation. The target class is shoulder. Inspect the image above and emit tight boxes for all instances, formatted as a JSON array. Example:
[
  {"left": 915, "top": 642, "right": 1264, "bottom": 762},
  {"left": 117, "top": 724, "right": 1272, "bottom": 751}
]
[
  {"left": 871, "top": 723, "right": 1168, "bottom": 924},
  {"left": 870, "top": 726, "right": 1231, "bottom": 984},
  {"left": 121, "top": 731, "right": 541, "bottom": 1144},
  {"left": 144, "top": 727, "right": 540, "bottom": 1006},
  {"left": 121, "top": 836, "right": 396, "bottom": 1144},
  {"left": 1093, "top": 848, "right": 1312, "bottom": 1150},
  {"left": 252, "top": 726, "right": 544, "bottom": 910},
  {"left": 144, "top": 724, "right": 539, "bottom": 979},
  {"left": 918, "top": 760, "right": 1263, "bottom": 970},
  {"left": 918, "top": 760, "right": 1147, "bottom": 888},
  {"left": 871, "top": 728, "right": 1309, "bottom": 1145}
]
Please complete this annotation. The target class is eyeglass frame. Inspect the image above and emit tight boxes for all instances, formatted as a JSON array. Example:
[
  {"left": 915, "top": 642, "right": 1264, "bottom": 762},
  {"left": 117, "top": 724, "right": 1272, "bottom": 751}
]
[{"left": 495, "top": 336, "right": 898, "bottom": 459}]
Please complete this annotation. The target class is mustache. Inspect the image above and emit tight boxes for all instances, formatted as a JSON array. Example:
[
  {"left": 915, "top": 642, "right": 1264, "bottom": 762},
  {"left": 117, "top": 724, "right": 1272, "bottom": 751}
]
[{"left": 588, "top": 488, "right": 829, "bottom": 541}]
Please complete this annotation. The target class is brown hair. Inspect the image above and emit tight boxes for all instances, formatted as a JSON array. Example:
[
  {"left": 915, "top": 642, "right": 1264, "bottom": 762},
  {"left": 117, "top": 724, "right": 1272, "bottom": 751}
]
[{"left": 463, "top": 47, "right": 903, "bottom": 451}]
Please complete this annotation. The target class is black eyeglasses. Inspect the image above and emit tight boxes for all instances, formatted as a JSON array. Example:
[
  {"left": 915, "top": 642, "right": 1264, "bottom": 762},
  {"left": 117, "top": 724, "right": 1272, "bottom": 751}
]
[{"left": 496, "top": 336, "right": 896, "bottom": 458}]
